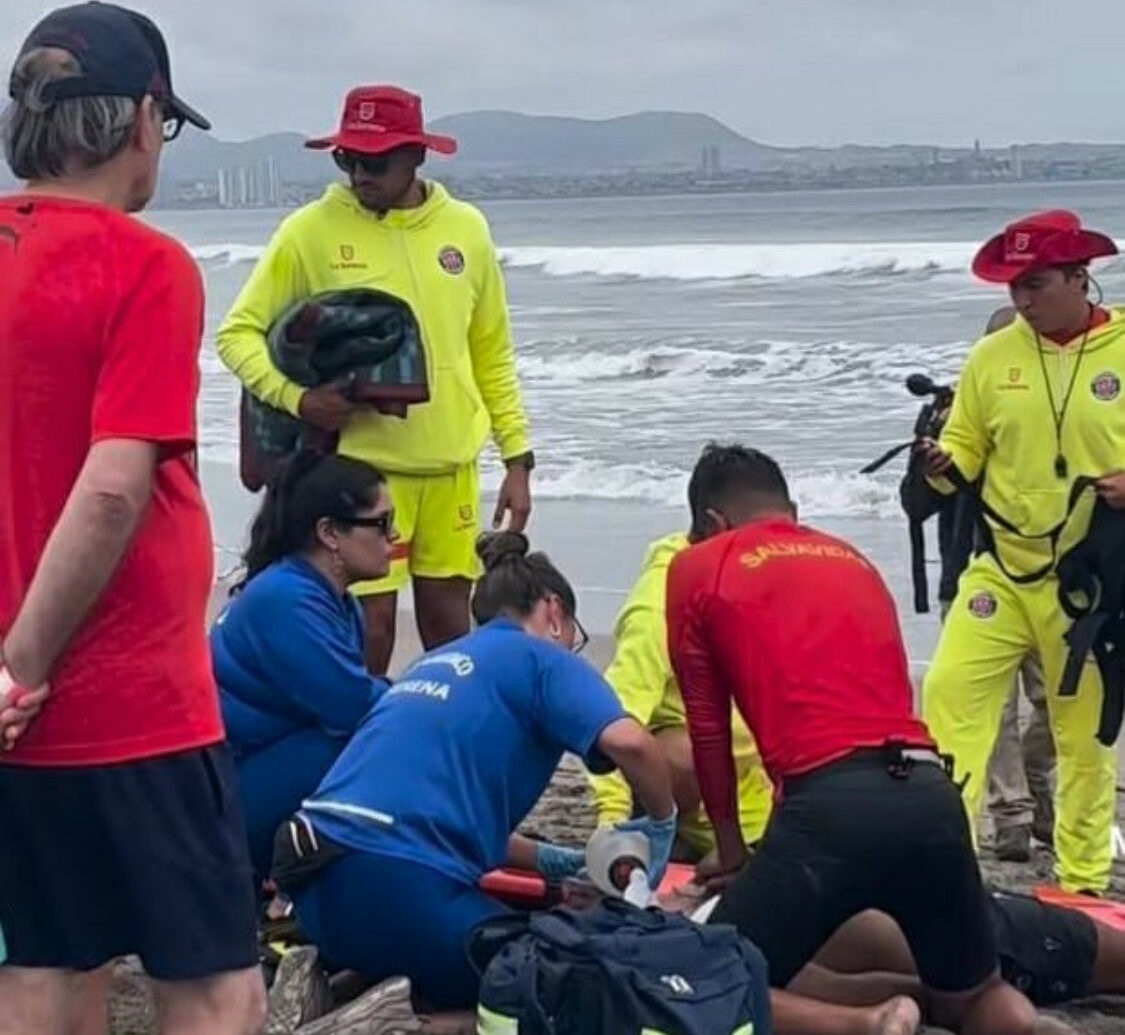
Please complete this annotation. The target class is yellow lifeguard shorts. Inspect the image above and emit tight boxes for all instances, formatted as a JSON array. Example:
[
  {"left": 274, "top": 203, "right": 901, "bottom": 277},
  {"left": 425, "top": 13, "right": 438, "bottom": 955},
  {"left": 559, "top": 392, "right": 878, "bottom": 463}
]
[{"left": 351, "top": 463, "right": 482, "bottom": 597}]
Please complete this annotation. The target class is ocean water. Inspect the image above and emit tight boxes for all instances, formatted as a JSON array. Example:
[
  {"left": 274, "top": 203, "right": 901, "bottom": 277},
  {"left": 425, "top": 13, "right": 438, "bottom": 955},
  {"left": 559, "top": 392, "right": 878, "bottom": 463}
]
[{"left": 153, "top": 179, "right": 1125, "bottom": 647}]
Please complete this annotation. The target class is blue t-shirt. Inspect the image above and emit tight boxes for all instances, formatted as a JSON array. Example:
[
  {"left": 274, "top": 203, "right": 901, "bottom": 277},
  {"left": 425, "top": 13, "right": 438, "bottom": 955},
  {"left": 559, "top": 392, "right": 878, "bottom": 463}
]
[
  {"left": 210, "top": 556, "right": 388, "bottom": 759},
  {"left": 303, "top": 618, "right": 627, "bottom": 886}
]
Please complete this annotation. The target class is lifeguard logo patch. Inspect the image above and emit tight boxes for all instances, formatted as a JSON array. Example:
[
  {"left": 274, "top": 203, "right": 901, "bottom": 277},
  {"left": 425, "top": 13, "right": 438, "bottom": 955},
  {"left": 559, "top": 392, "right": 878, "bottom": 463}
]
[
  {"left": 1091, "top": 371, "right": 1121, "bottom": 402},
  {"left": 438, "top": 246, "right": 465, "bottom": 275},
  {"left": 968, "top": 591, "right": 998, "bottom": 619}
]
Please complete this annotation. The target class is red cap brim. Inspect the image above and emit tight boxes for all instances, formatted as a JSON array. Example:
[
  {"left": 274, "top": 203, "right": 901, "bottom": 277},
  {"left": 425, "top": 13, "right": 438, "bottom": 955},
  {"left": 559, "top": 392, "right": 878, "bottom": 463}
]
[
  {"left": 972, "top": 229, "right": 1119, "bottom": 284},
  {"left": 304, "top": 130, "right": 457, "bottom": 156}
]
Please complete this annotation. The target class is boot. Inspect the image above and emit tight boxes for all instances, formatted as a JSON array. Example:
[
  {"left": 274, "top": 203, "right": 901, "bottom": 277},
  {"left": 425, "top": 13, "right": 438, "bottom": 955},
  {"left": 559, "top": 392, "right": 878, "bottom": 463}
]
[{"left": 994, "top": 825, "right": 1031, "bottom": 863}]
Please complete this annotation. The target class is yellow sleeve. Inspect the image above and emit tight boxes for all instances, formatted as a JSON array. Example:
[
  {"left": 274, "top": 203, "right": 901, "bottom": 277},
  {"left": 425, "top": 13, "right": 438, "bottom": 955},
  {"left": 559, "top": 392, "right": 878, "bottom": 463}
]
[
  {"left": 215, "top": 229, "right": 308, "bottom": 418},
  {"left": 589, "top": 601, "right": 671, "bottom": 827},
  {"left": 931, "top": 351, "right": 989, "bottom": 491},
  {"left": 468, "top": 230, "right": 531, "bottom": 461}
]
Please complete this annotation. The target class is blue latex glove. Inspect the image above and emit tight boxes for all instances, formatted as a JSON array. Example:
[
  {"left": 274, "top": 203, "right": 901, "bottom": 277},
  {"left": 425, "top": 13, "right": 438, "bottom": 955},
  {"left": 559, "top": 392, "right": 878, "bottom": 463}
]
[
  {"left": 535, "top": 841, "right": 586, "bottom": 881},
  {"left": 614, "top": 807, "right": 678, "bottom": 889}
]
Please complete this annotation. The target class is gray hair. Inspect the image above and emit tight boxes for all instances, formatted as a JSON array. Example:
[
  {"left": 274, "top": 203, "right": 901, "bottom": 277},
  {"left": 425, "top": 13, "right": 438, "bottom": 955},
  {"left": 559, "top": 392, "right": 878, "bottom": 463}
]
[{"left": 1, "top": 48, "right": 138, "bottom": 180}]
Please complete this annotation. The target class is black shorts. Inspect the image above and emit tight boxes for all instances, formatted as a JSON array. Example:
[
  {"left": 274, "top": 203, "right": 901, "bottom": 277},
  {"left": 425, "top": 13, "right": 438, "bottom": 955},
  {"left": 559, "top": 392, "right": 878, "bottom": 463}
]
[
  {"left": 0, "top": 744, "right": 259, "bottom": 980},
  {"left": 988, "top": 889, "right": 1098, "bottom": 1006},
  {"left": 710, "top": 750, "right": 998, "bottom": 993}
]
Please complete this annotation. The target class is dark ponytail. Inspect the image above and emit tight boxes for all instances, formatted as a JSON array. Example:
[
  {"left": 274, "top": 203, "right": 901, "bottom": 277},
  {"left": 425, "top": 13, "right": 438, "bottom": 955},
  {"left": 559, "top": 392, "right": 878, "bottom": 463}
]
[
  {"left": 237, "top": 450, "right": 385, "bottom": 589},
  {"left": 471, "top": 531, "right": 577, "bottom": 624}
]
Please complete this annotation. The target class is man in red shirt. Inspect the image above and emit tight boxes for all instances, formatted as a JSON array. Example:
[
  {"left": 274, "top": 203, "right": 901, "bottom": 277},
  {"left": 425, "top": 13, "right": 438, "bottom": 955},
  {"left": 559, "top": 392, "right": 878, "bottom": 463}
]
[
  {"left": 667, "top": 444, "right": 1047, "bottom": 1035},
  {"left": 0, "top": 5, "right": 264, "bottom": 1034}
]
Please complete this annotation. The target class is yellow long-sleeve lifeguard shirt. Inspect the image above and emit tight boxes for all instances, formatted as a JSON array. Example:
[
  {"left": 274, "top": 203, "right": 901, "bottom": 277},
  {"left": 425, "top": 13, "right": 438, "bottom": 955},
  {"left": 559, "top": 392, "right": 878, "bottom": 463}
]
[
  {"left": 589, "top": 533, "right": 774, "bottom": 855},
  {"left": 216, "top": 182, "right": 530, "bottom": 476},
  {"left": 932, "top": 309, "right": 1125, "bottom": 575}
]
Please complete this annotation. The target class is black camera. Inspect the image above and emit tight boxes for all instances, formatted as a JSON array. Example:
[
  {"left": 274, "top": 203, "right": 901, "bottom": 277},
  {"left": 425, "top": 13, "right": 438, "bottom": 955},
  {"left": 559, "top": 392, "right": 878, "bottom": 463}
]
[
  {"left": 860, "top": 374, "right": 955, "bottom": 476},
  {"left": 905, "top": 374, "right": 955, "bottom": 442}
]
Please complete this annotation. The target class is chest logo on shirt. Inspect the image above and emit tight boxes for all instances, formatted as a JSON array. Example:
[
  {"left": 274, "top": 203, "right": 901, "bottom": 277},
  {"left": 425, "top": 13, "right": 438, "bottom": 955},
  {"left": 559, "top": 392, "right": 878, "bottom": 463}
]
[
  {"left": 331, "top": 243, "right": 367, "bottom": 271},
  {"left": 997, "top": 367, "right": 1029, "bottom": 391},
  {"left": 967, "top": 591, "right": 998, "bottom": 619},
  {"left": 438, "top": 245, "right": 466, "bottom": 276},
  {"left": 1091, "top": 371, "right": 1121, "bottom": 402}
]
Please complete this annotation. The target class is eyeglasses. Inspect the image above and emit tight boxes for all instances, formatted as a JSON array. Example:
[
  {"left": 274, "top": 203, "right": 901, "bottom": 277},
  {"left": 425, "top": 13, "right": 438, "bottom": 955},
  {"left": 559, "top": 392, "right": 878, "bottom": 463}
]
[
  {"left": 339, "top": 511, "right": 395, "bottom": 538},
  {"left": 571, "top": 615, "right": 589, "bottom": 656},
  {"left": 154, "top": 99, "right": 185, "bottom": 143},
  {"left": 333, "top": 149, "right": 392, "bottom": 178}
]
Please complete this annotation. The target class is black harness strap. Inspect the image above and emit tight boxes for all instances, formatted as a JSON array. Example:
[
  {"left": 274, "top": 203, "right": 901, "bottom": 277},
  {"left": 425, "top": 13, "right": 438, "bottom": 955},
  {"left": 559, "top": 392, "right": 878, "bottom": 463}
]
[{"left": 942, "top": 467, "right": 1098, "bottom": 586}]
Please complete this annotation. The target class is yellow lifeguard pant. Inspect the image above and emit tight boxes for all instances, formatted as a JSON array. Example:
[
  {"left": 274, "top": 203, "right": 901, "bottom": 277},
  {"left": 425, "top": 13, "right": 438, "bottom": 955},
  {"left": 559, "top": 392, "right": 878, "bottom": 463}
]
[{"left": 923, "top": 552, "right": 1117, "bottom": 893}]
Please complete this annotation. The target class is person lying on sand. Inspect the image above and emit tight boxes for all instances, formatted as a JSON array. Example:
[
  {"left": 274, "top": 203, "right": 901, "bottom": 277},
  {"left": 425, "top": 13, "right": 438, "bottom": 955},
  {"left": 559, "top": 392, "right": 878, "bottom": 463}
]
[
  {"left": 789, "top": 888, "right": 1125, "bottom": 1013},
  {"left": 665, "top": 441, "right": 1067, "bottom": 1034},
  {"left": 661, "top": 880, "right": 1120, "bottom": 1013},
  {"left": 210, "top": 451, "right": 394, "bottom": 881}
]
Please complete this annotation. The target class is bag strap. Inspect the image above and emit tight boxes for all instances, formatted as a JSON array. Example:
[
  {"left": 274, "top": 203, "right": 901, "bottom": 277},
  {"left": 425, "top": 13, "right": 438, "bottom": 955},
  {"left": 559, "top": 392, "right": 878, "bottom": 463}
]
[
  {"left": 860, "top": 440, "right": 915, "bottom": 475},
  {"left": 908, "top": 516, "right": 930, "bottom": 614}
]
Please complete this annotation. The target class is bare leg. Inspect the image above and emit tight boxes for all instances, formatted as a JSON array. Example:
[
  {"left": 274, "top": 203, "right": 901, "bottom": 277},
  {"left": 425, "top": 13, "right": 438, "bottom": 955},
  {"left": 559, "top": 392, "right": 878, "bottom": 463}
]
[
  {"left": 0, "top": 967, "right": 89, "bottom": 1035},
  {"left": 361, "top": 592, "right": 397, "bottom": 675},
  {"left": 770, "top": 989, "right": 920, "bottom": 1035},
  {"left": 153, "top": 967, "right": 267, "bottom": 1035},
  {"left": 412, "top": 576, "right": 471, "bottom": 651},
  {"left": 788, "top": 963, "right": 924, "bottom": 1008},
  {"left": 810, "top": 912, "right": 917, "bottom": 977},
  {"left": 1090, "top": 919, "right": 1125, "bottom": 995},
  {"left": 928, "top": 974, "right": 1045, "bottom": 1035},
  {"left": 75, "top": 965, "right": 114, "bottom": 1035}
]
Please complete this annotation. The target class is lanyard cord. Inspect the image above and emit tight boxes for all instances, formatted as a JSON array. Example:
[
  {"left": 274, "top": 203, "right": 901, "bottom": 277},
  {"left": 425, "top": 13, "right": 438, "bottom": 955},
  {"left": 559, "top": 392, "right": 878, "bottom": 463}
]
[{"left": 1034, "top": 305, "right": 1094, "bottom": 480}]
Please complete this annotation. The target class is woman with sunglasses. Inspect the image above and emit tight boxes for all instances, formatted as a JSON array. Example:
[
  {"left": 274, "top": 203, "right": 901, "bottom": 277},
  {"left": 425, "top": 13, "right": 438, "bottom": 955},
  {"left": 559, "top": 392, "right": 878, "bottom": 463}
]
[
  {"left": 210, "top": 449, "right": 397, "bottom": 880},
  {"left": 283, "top": 530, "right": 678, "bottom": 1010}
]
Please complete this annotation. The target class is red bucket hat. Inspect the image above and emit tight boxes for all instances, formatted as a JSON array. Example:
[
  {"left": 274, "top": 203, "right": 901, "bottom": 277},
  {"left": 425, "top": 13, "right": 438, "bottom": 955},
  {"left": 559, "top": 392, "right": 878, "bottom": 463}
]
[
  {"left": 305, "top": 85, "right": 457, "bottom": 157},
  {"left": 972, "top": 209, "right": 1118, "bottom": 284}
]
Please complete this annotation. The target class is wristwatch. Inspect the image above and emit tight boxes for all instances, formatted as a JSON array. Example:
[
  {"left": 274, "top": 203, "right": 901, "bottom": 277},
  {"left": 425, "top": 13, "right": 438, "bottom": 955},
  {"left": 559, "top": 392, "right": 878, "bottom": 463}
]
[{"left": 504, "top": 451, "right": 536, "bottom": 471}]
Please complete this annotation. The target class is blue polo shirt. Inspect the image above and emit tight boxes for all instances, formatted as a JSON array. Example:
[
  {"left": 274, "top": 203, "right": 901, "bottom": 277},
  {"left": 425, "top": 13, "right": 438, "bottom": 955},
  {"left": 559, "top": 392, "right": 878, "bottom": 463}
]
[
  {"left": 211, "top": 556, "right": 388, "bottom": 758},
  {"left": 302, "top": 618, "right": 627, "bottom": 885}
]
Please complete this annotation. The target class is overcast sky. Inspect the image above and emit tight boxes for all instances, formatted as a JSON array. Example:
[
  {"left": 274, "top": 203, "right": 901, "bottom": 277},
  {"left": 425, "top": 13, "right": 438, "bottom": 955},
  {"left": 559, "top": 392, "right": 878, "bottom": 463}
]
[{"left": 4, "top": 0, "right": 1125, "bottom": 148}]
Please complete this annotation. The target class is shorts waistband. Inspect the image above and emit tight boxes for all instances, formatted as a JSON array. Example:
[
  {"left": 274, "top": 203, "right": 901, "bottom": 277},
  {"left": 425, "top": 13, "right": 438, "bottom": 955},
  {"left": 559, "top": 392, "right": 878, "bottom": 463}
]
[{"left": 784, "top": 743, "right": 949, "bottom": 793}]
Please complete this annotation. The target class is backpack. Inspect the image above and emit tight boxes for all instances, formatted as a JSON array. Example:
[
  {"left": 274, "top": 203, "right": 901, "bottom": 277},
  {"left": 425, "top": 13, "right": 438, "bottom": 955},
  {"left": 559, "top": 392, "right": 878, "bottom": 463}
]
[
  {"left": 468, "top": 898, "right": 771, "bottom": 1035},
  {"left": 1057, "top": 495, "right": 1125, "bottom": 745}
]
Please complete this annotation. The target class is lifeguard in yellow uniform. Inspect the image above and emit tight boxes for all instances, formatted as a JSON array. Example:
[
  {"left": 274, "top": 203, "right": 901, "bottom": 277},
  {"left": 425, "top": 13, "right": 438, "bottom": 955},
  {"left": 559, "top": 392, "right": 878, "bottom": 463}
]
[{"left": 922, "top": 210, "right": 1125, "bottom": 894}]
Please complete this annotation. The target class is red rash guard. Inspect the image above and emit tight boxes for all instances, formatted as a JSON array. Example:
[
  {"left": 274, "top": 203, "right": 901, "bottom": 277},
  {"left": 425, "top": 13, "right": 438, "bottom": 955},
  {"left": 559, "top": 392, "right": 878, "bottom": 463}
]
[{"left": 666, "top": 517, "right": 934, "bottom": 821}]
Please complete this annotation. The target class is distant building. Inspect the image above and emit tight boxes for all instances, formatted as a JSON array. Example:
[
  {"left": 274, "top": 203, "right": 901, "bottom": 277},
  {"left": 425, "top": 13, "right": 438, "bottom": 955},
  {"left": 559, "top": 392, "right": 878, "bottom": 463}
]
[{"left": 699, "top": 145, "right": 722, "bottom": 177}]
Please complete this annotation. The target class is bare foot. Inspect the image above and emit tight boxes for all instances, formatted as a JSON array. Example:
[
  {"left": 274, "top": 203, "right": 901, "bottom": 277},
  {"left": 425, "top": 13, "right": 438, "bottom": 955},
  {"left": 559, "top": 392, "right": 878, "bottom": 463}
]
[
  {"left": 1031, "top": 1016, "right": 1079, "bottom": 1035},
  {"left": 868, "top": 995, "right": 921, "bottom": 1035}
]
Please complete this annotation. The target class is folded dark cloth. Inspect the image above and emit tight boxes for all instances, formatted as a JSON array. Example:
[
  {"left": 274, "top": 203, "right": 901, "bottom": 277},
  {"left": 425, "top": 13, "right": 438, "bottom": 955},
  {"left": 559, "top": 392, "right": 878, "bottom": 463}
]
[{"left": 239, "top": 288, "right": 429, "bottom": 491}]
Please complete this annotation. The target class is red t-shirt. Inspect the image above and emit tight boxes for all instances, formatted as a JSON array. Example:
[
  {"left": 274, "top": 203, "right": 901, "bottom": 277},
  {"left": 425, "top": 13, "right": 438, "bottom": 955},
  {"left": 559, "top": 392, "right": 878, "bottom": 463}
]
[
  {"left": 666, "top": 517, "right": 933, "bottom": 819},
  {"left": 0, "top": 195, "right": 222, "bottom": 766}
]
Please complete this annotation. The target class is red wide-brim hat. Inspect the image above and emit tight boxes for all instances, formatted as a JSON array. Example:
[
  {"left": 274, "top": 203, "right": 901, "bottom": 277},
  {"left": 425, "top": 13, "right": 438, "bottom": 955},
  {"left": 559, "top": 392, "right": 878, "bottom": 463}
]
[
  {"left": 306, "top": 84, "right": 457, "bottom": 157},
  {"left": 972, "top": 209, "right": 1117, "bottom": 284}
]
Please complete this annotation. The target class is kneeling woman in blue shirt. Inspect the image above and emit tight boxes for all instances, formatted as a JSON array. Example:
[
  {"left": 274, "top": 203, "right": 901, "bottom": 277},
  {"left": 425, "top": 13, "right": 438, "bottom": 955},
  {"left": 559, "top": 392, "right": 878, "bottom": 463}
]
[
  {"left": 288, "top": 531, "right": 678, "bottom": 1009},
  {"left": 211, "top": 451, "right": 394, "bottom": 878}
]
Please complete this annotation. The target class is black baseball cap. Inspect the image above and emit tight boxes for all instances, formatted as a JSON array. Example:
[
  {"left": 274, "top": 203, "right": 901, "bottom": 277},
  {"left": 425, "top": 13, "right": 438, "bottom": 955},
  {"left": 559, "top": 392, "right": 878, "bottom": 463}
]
[{"left": 9, "top": 2, "right": 210, "bottom": 132}]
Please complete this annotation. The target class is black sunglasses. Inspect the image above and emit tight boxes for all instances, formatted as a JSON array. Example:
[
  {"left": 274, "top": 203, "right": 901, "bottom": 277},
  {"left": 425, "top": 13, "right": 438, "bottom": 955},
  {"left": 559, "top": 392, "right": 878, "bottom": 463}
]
[
  {"left": 338, "top": 511, "right": 395, "bottom": 537},
  {"left": 333, "top": 149, "right": 392, "bottom": 178}
]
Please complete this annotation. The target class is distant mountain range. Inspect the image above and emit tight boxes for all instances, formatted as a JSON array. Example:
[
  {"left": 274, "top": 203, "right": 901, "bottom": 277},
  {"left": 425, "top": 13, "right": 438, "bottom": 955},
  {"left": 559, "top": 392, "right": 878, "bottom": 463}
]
[
  {"left": 3, "top": 108, "right": 1125, "bottom": 189},
  {"left": 156, "top": 109, "right": 1125, "bottom": 184}
]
